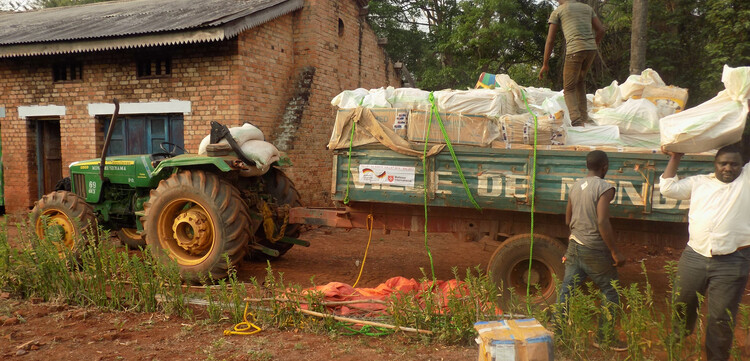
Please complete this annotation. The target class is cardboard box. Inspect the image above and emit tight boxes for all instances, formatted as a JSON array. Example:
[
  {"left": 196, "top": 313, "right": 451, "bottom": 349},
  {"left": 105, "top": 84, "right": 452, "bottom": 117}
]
[
  {"left": 499, "top": 111, "right": 564, "bottom": 146},
  {"left": 407, "top": 110, "right": 499, "bottom": 146},
  {"left": 329, "top": 108, "right": 409, "bottom": 149},
  {"left": 474, "top": 319, "right": 554, "bottom": 361}
]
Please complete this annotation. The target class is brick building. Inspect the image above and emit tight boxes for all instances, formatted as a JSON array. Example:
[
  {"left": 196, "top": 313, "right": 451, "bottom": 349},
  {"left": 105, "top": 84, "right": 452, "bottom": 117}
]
[{"left": 0, "top": 0, "right": 401, "bottom": 213}]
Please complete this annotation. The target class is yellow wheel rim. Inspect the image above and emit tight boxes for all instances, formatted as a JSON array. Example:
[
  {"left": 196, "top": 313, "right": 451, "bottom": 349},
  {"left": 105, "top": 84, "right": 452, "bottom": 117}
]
[
  {"left": 156, "top": 198, "right": 215, "bottom": 266},
  {"left": 35, "top": 210, "right": 76, "bottom": 250}
]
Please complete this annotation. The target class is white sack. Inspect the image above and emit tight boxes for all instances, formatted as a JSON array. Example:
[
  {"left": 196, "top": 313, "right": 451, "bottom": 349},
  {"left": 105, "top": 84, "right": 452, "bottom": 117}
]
[
  {"left": 660, "top": 65, "right": 750, "bottom": 153},
  {"left": 642, "top": 85, "right": 689, "bottom": 117},
  {"left": 388, "top": 88, "right": 432, "bottom": 110},
  {"left": 620, "top": 68, "right": 666, "bottom": 100},
  {"left": 236, "top": 140, "right": 280, "bottom": 176},
  {"left": 593, "top": 80, "right": 623, "bottom": 109},
  {"left": 433, "top": 88, "right": 517, "bottom": 117},
  {"left": 565, "top": 125, "right": 621, "bottom": 147},
  {"left": 591, "top": 98, "right": 660, "bottom": 133},
  {"left": 198, "top": 123, "right": 265, "bottom": 155},
  {"left": 360, "top": 87, "right": 394, "bottom": 108},
  {"left": 331, "top": 88, "right": 370, "bottom": 109}
]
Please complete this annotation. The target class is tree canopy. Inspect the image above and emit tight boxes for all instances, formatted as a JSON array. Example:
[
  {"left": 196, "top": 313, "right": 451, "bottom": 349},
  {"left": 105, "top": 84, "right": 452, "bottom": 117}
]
[{"left": 369, "top": 0, "right": 750, "bottom": 105}]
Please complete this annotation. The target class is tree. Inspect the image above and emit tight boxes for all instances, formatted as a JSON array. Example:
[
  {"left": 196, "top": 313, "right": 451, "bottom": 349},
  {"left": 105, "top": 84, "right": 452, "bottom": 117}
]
[{"left": 629, "top": 0, "right": 647, "bottom": 74}]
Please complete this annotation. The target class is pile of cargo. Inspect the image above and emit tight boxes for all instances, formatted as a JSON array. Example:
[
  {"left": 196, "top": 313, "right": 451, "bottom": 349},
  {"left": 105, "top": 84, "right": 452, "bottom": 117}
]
[{"left": 329, "top": 65, "right": 750, "bottom": 154}]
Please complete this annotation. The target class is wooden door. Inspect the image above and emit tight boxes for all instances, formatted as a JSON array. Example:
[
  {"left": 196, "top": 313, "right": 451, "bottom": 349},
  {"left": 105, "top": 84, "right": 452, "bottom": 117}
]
[{"left": 36, "top": 119, "right": 62, "bottom": 197}]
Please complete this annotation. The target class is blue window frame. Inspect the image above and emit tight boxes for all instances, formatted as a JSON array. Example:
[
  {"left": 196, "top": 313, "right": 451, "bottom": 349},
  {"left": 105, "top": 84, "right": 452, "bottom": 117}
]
[{"left": 102, "top": 114, "right": 184, "bottom": 156}]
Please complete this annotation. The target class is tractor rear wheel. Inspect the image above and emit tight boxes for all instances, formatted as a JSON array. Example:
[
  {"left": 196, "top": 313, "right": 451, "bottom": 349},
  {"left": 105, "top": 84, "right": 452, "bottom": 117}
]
[
  {"left": 487, "top": 233, "right": 566, "bottom": 306},
  {"left": 117, "top": 228, "right": 145, "bottom": 249},
  {"left": 143, "top": 170, "right": 251, "bottom": 281},
  {"left": 254, "top": 168, "right": 303, "bottom": 259},
  {"left": 30, "top": 191, "right": 98, "bottom": 254}
]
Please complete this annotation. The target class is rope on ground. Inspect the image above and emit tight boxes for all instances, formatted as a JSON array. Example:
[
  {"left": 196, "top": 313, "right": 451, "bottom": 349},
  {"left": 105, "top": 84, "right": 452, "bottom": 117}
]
[
  {"left": 352, "top": 214, "right": 375, "bottom": 288},
  {"left": 520, "top": 88, "right": 538, "bottom": 315},
  {"left": 224, "top": 302, "right": 262, "bottom": 336}
]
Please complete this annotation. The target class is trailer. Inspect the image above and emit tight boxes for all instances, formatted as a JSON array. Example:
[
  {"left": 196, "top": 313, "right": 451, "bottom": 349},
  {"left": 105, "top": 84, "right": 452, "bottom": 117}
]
[{"left": 289, "top": 144, "right": 715, "bottom": 304}]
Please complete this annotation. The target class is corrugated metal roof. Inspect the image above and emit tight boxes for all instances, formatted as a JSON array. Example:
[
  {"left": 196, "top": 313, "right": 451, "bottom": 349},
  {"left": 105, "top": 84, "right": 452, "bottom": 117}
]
[{"left": 0, "top": 0, "right": 299, "bottom": 45}]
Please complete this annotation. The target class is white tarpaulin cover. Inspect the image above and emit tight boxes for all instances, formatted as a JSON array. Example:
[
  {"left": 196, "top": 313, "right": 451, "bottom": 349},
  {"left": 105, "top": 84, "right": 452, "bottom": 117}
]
[{"left": 660, "top": 65, "right": 750, "bottom": 153}]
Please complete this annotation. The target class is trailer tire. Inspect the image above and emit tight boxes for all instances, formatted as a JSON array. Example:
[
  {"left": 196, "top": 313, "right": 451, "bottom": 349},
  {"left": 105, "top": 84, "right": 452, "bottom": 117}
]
[
  {"left": 253, "top": 167, "right": 303, "bottom": 259},
  {"left": 143, "top": 170, "right": 251, "bottom": 281},
  {"left": 30, "top": 191, "right": 98, "bottom": 255},
  {"left": 487, "top": 233, "right": 566, "bottom": 306}
]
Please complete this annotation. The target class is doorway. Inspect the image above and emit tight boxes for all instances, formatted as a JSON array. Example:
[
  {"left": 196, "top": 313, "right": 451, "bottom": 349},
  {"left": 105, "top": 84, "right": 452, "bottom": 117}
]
[{"left": 35, "top": 118, "right": 62, "bottom": 198}]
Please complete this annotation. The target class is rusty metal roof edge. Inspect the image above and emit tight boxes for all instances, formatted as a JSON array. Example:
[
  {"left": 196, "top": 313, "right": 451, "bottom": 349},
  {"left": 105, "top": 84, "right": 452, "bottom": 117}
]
[
  {"left": 222, "top": 0, "right": 304, "bottom": 39},
  {"left": 0, "top": 28, "right": 226, "bottom": 58}
]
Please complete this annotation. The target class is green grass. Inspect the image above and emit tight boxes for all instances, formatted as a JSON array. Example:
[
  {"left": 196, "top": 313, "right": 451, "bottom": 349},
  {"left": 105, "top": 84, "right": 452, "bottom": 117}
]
[{"left": 1, "top": 218, "right": 749, "bottom": 360}]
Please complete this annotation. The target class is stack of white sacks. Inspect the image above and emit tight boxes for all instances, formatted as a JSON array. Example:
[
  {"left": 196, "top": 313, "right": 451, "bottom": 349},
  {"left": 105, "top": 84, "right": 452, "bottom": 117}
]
[{"left": 330, "top": 65, "right": 750, "bottom": 152}]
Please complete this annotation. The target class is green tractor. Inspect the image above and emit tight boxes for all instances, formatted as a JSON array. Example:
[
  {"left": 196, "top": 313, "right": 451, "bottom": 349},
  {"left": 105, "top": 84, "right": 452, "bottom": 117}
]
[{"left": 30, "top": 100, "right": 305, "bottom": 280}]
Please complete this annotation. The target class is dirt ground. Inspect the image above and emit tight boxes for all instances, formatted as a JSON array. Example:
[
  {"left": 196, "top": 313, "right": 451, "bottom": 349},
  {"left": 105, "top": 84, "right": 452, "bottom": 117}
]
[{"left": 1, "top": 225, "right": 749, "bottom": 360}]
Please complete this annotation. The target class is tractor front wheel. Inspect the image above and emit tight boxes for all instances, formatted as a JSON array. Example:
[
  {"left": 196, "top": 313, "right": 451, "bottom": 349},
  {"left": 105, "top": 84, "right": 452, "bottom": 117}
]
[
  {"left": 117, "top": 228, "right": 146, "bottom": 249},
  {"left": 143, "top": 170, "right": 251, "bottom": 281},
  {"left": 30, "top": 191, "right": 98, "bottom": 254}
]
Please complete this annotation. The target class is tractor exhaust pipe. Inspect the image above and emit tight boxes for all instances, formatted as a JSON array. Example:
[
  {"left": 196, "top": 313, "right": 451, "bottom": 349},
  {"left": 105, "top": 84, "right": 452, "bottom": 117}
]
[{"left": 99, "top": 98, "right": 120, "bottom": 182}]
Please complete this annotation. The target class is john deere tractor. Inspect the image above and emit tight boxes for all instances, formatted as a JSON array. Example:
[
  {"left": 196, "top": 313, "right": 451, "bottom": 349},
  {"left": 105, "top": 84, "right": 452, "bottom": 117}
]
[{"left": 30, "top": 100, "right": 305, "bottom": 280}]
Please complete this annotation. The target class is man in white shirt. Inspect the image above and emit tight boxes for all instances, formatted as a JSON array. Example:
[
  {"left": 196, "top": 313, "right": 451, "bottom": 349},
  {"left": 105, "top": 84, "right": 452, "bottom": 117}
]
[{"left": 660, "top": 144, "right": 750, "bottom": 361}]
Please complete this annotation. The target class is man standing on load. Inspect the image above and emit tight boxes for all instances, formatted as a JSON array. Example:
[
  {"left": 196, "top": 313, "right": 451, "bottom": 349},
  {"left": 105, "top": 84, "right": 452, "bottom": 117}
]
[
  {"left": 661, "top": 144, "right": 750, "bottom": 361},
  {"left": 538, "top": 0, "right": 605, "bottom": 127}
]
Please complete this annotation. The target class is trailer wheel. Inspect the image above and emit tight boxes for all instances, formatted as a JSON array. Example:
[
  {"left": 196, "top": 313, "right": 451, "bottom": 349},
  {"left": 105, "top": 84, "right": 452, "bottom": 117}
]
[
  {"left": 253, "top": 167, "right": 303, "bottom": 259},
  {"left": 487, "top": 233, "right": 566, "bottom": 305},
  {"left": 30, "top": 191, "right": 98, "bottom": 254},
  {"left": 117, "top": 228, "right": 145, "bottom": 249},
  {"left": 143, "top": 170, "right": 251, "bottom": 281}
]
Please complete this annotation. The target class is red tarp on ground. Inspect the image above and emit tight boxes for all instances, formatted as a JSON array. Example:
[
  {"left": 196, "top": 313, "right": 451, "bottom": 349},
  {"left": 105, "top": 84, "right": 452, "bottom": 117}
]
[{"left": 300, "top": 276, "right": 502, "bottom": 317}]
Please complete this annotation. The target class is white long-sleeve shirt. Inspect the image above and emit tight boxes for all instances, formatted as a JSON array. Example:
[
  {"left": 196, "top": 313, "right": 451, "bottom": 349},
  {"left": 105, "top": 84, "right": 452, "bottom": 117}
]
[{"left": 659, "top": 162, "right": 750, "bottom": 257}]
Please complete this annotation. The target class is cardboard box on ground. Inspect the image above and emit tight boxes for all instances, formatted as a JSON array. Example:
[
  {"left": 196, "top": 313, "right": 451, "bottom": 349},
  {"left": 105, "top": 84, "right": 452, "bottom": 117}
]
[{"left": 474, "top": 318, "right": 554, "bottom": 361}]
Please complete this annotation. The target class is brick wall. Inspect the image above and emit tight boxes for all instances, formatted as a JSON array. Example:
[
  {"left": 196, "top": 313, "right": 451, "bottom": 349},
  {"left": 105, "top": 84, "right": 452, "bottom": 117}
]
[
  {"left": 0, "top": 0, "right": 399, "bottom": 212},
  {"left": 0, "top": 41, "right": 241, "bottom": 212},
  {"left": 280, "top": 0, "right": 401, "bottom": 206}
]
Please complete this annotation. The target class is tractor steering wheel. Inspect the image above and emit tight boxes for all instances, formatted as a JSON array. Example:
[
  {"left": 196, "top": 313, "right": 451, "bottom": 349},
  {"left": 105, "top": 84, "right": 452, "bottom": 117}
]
[{"left": 159, "top": 142, "right": 187, "bottom": 156}]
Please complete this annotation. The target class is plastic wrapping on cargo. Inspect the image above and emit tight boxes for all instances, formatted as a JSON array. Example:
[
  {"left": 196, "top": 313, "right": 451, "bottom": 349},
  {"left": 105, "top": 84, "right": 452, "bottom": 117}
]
[
  {"left": 433, "top": 88, "right": 518, "bottom": 117},
  {"left": 591, "top": 98, "right": 661, "bottom": 133},
  {"left": 197, "top": 123, "right": 265, "bottom": 155},
  {"left": 387, "top": 88, "right": 432, "bottom": 110},
  {"left": 593, "top": 80, "right": 623, "bottom": 109},
  {"left": 330, "top": 88, "right": 369, "bottom": 109},
  {"left": 565, "top": 125, "right": 621, "bottom": 147},
  {"left": 407, "top": 110, "right": 499, "bottom": 146},
  {"left": 642, "top": 85, "right": 689, "bottom": 117},
  {"left": 661, "top": 65, "right": 750, "bottom": 153},
  {"left": 619, "top": 68, "right": 666, "bottom": 100},
  {"left": 498, "top": 111, "right": 565, "bottom": 146}
]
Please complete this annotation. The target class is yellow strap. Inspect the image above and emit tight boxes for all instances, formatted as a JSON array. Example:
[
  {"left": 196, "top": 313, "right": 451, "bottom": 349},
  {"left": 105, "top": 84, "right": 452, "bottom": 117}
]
[
  {"left": 224, "top": 302, "right": 262, "bottom": 336},
  {"left": 352, "top": 214, "right": 374, "bottom": 288}
]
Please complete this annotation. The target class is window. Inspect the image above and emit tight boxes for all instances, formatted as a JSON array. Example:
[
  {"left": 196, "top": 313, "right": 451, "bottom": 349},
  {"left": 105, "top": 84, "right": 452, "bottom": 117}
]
[
  {"left": 136, "top": 57, "right": 171, "bottom": 78},
  {"left": 102, "top": 114, "right": 184, "bottom": 156},
  {"left": 53, "top": 61, "right": 83, "bottom": 82}
]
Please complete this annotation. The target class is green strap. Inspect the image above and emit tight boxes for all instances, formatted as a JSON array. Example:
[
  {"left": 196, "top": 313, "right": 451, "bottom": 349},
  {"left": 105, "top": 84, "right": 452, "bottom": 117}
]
[
  {"left": 427, "top": 92, "right": 482, "bottom": 211},
  {"left": 423, "top": 104, "right": 437, "bottom": 282},
  {"left": 343, "top": 100, "right": 366, "bottom": 204},
  {"left": 520, "top": 89, "right": 538, "bottom": 314}
]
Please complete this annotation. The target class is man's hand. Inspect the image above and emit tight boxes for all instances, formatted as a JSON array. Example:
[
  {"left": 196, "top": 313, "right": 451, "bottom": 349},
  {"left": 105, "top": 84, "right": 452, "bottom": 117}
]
[
  {"left": 611, "top": 249, "right": 626, "bottom": 267},
  {"left": 538, "top": 65, "right": 550, "bottom": 80},
  {"left": 660, "top": 146, "right": 684, "bottom": 158}
]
